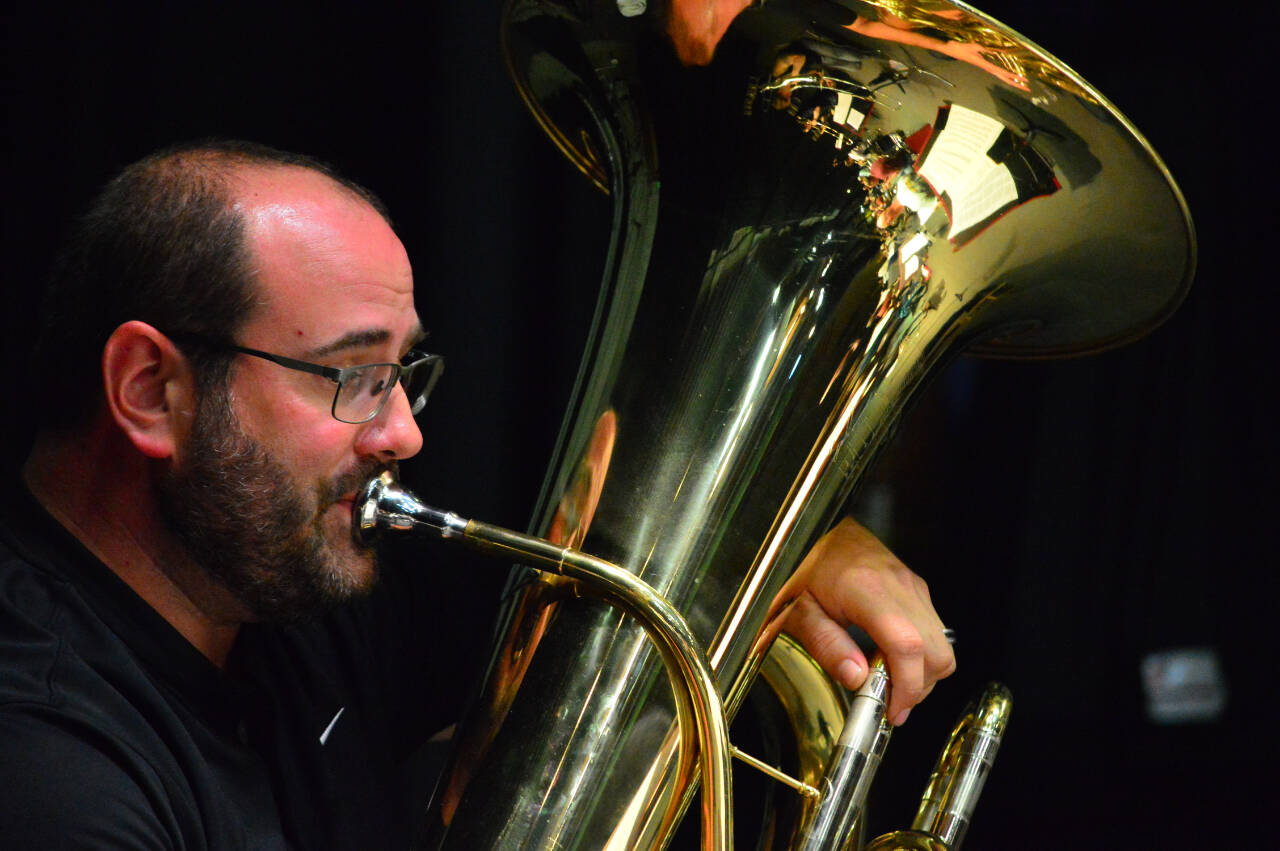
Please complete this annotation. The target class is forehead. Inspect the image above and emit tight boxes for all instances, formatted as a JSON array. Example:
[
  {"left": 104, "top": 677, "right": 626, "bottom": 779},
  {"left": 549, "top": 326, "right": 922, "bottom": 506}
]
[{"left": 234, "top": 167, "right": 418, "bottom": 351}]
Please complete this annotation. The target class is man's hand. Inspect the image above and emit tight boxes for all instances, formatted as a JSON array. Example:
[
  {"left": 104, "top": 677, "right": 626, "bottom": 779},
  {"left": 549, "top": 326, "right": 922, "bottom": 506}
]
[{"left": 781, "top": 517, "right": 955, "bottom": 726}]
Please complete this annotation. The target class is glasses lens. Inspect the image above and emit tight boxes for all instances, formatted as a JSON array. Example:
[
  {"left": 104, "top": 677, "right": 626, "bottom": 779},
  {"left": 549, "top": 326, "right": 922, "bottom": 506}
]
[
  {"left": 334, "top": 364, "right": 397, "bottom": 423},
  {"left": 400, "top": 353, "right": 442, "bottom": 415}
]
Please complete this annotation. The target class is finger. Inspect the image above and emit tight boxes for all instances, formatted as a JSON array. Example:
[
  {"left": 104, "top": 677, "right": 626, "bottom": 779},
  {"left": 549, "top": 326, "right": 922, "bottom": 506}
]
[
  {"left": 887, "top": 617, "right": 960, "bottom": 718},
  {"left": 816, "top": 564, "right": 926, "bottom": 715},
  {"left": 784, "top": 517, "right": 957, "bottom": 721},
  {"left": 833, "top": 563, "right": 954, "bottom": 716},
  {"left": 883, "top": 621, "right": 957, "bottom": 724},
  {"left": 931, "top": 628, "right": 959, "bottom": 680},
  {"left": 869, "top": 615, "right": 925, "bottom": 724},
  {"left": 781, "top": 592, "right": 870, "bottom": 690}
]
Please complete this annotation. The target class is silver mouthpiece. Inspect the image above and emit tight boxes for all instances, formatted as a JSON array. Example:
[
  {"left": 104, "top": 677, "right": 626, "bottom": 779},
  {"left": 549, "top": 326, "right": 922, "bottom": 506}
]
[{"left": 355, "top": 472, "right": 468, "bottom": 544}]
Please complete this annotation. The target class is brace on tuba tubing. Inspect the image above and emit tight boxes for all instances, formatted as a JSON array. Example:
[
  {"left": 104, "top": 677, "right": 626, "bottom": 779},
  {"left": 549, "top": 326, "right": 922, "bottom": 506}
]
[
  {"left": 358, "top": 473, "right": 736, "bottom": 850},
  {"left": 389, "top": 1, "right": 1194, "bottom": 848}
]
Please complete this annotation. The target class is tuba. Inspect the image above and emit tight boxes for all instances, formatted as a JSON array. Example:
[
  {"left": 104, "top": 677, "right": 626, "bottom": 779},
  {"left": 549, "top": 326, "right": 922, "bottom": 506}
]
[{"left": 362, "top": 1, "right": 1194, "bottom": 847}]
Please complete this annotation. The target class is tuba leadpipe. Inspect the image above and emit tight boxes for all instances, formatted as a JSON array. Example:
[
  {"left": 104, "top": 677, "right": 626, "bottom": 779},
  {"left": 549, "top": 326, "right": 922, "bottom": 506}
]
[
  {"left": 408, "top": 1, "right": 1195, "bottom": 848},
  {"left": 357, "top": 473, "right": 735, "bottom": 850}
]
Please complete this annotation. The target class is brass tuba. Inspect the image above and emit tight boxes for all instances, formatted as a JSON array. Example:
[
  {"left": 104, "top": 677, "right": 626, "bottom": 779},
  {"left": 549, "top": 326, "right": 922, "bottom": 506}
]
[{"left": 363, "top": 1, "right": 1194, "bottom": 847}]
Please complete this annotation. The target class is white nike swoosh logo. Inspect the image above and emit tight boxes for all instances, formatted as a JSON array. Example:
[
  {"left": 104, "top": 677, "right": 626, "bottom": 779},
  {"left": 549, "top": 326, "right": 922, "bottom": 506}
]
[{"left": 319, "top": 707, "right": 345, "bottom": 745}]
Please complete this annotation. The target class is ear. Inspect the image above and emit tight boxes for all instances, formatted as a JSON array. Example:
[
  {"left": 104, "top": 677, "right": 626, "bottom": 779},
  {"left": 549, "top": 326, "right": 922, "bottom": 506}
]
[{"left": 102, "top": 321, "right": 198, "bottom": 460}]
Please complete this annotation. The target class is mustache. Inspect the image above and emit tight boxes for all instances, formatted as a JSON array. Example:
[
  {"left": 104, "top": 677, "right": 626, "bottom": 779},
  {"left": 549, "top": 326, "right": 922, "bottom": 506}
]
[{"left": 319, "top": 459, "right": 399, "bottom": 508}]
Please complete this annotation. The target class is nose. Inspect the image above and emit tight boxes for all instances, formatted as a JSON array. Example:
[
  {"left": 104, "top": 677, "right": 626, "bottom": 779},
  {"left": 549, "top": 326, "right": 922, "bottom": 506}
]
[{"left": 354, "top": 383, "right": 424, "bottom": 460}]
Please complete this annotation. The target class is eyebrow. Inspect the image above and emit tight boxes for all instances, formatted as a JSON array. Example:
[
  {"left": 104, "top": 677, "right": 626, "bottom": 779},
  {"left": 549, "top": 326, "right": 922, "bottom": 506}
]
[{"left": 307, "top": 323, "right": 428, "bottom": 359}]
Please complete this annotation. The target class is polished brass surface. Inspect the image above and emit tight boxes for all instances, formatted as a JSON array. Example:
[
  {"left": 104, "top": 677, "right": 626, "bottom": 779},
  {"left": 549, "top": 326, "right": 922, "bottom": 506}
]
[
  {"left": 796, "top": 657, "right": 892, "bottom": 850},
  {"left": 756, "top": 635, "right": 849, "bottom": 807},
  {"left": 425, "top": 0, "right": 1194, "bottom": 848},
  {"left": 907, "top": 683, "right": 1012, "bottom": 849},
  {"left": 730, "top": 746, "right": 820, "bottom": 800},
  {"left": 357, "top": 474, "right": 734, "bottom": 850},
  {"left": 724, "top": 634, "right": 852, "bottom": 849},
  {"left": 862, "top": 830, "right": 949, "bottom": 851}
]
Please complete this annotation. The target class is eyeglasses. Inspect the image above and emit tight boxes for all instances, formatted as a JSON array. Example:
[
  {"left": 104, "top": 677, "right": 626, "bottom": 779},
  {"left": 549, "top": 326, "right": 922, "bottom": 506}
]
[{"left": 173, "top": 334, "right": 444, "bottom": 424}]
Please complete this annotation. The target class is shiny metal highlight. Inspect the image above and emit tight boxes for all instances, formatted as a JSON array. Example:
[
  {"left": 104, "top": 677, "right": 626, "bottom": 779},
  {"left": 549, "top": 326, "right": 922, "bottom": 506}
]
[
  {"left": 864, "top": 684, "right": 1013, "bottom": 851},
  {"left": 730, "top": 746, "right": 820, "bottom": 800},
  {"left": 755, "top": 633, "right": 853, "bottom": 845},
  {"left": 910, "top": 683, "right": 1012, "bottom": 848},
  {"left": 357, "top": 474, "right": 734, "bottom": 850},
  {"left": 358, "top": 473, "right": 467, "bottom": 539},
  {"left": 412, "top": 0, "right": 1194, "bottom": 848},
  {"left": 796, "top": 658, "right": 892, "bottom": 850}
]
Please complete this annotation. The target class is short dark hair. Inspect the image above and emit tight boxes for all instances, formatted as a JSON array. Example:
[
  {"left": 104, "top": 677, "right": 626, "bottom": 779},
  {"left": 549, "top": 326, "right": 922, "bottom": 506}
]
[{"left": 32, "top": 139, "right": 391, "bottom": 430}]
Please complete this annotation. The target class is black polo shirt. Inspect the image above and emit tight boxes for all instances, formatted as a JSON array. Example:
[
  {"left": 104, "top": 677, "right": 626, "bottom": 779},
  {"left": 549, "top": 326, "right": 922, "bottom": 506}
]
[{"left": 0, "top": 485, "right": 480, "bottom": 849}]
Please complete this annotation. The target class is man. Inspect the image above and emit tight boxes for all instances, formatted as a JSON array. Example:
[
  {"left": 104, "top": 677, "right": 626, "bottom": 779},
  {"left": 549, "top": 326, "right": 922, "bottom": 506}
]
[{"left": 0, "top": 141, "right": 953, "bottom": 847}]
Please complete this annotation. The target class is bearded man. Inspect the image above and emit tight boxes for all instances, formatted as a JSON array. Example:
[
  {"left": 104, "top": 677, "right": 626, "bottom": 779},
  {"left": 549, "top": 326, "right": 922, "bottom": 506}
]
[{"left": 0, "top": 141, "right": 953, "bottom": 848}]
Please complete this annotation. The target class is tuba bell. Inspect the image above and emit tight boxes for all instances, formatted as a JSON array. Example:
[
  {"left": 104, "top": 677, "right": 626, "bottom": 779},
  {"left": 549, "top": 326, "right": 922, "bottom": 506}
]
[{"left": 365, "top": 1, "right": 1194, "bottom": 847}]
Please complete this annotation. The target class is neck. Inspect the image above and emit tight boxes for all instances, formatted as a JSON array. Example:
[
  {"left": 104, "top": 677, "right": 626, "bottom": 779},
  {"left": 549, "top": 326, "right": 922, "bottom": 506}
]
[{"left": 23, "top": 423, "right": 248, "bottom": 667}]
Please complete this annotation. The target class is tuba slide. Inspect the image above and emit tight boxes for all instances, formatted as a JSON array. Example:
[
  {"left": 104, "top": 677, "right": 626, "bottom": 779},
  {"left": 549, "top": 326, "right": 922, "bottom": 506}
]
[{"left": 361, "top": 1, "right": 1194, "bottom": 847}]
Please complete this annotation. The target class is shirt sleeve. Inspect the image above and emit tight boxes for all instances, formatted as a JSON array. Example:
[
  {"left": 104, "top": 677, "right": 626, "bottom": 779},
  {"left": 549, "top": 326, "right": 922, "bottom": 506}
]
[{"left": 0, "top": 708, "right": 176, "bottom": 850}]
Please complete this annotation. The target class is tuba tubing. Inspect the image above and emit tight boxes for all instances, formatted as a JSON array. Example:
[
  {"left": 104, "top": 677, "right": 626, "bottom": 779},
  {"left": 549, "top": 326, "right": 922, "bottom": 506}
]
[
  {"left": 796, "top": 658, "right": 893, "bottom": 850},
  {"left": 357, "top": 474, "right": 735, "bottom": 850},
  {"left": 910, "top": 684, "right": 1013, "bottom": 849},
  {"left": 359, "top": 470, "right": 1012, "bottom": 851},
  {"left": 863, "top": 684, "right": 1013, "bottom": 851},
  {"left": 416, "top": 0, "right": 1194, "bottom": 848}
]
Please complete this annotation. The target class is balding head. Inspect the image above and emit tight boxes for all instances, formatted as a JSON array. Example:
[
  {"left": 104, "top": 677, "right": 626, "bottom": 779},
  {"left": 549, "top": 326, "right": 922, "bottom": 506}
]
[{"left": 32, "top": 141, "right": 390, "bottom": 430}]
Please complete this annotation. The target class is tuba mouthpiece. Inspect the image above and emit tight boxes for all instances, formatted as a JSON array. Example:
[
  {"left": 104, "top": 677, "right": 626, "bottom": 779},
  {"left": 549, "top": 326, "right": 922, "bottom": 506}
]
[{"left": 355, "top": 472, "right": 468, "bottom": 545}]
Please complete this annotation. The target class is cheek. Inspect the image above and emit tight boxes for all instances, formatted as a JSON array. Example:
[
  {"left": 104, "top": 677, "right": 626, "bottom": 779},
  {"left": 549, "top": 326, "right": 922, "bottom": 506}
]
[
  {"left": 233, "top": 382, "right": 358, "bottom": 479},
  {"left": 276, "top": 418, "right": 359, "bottom": 479}
]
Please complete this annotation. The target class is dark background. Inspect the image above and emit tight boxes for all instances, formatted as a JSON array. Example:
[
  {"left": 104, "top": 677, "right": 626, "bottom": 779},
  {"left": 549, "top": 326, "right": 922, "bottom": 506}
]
[{"left": 3, "top": 2, "right": 1272, "bottom": 848}]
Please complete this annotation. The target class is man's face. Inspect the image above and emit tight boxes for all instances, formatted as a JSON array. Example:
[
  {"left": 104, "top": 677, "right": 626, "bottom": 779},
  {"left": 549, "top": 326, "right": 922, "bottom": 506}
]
[{"left": 161, "top": 167, "right": 424, "bottom": 622}]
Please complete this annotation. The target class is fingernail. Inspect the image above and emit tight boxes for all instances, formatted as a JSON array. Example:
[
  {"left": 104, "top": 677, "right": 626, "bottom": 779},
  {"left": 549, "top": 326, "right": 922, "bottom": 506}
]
[
  {"left": 838, "top": 659, "right": 863, "bottom": 689},
  {"left": 892, "top": 708, "right": 911, "bottom": 726}
]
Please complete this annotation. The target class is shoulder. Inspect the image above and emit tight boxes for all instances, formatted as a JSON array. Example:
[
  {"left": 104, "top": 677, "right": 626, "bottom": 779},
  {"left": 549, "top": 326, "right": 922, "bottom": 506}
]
[
  {"left": 0, "top": 708, "right": 176, "bottom": 849},
  {"left": 0, "top": 551, "right": 192, "bottom": 848},
  {"left": 0, "top": 545, "right": 73, "bottom": 705}
]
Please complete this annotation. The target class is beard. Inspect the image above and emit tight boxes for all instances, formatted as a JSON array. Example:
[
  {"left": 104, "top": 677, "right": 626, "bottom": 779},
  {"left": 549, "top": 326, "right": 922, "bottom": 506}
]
[{"left": 156, "top": 387, "right": 393, "bottom": 624}]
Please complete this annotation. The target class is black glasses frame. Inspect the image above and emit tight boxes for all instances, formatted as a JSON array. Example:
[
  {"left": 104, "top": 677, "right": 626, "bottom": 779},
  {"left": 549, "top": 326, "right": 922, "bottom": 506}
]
[
  {"left": 226, "top": 344, "right": 443, "bottom": 424},
  {"left": 170, "top": 332, "right": 443, "bottom": 424}
]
